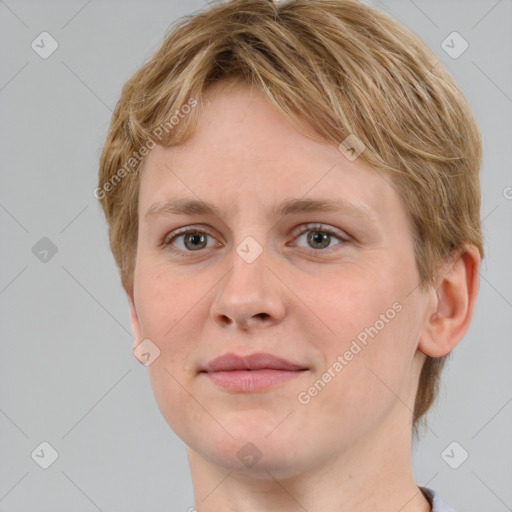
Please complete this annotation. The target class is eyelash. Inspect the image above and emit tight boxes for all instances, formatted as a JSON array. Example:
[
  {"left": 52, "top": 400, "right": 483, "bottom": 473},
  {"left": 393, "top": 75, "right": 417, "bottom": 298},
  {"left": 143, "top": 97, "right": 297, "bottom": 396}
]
[{"left": 161, "top": 223, "right": 350, "bottom": 257}]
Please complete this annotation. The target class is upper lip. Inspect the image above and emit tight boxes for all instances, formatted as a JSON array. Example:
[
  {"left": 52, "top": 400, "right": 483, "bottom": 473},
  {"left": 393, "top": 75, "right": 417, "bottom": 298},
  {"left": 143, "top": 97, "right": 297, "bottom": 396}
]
[{"left": 202, "top": 352, "right": 308, "bottom": 372}]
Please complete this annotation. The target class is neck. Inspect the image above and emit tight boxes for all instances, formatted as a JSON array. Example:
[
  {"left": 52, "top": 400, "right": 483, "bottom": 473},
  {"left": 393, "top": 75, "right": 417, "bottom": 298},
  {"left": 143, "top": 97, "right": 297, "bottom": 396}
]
[{"left": 186, "top": 408, "right": 432, "bottom": 512}]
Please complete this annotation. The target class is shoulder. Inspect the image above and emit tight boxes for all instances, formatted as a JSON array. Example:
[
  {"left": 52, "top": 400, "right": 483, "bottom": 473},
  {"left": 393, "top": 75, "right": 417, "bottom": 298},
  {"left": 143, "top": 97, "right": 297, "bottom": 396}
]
[{"left": 421, "top": 487, "right": 456, "bottom": 512}]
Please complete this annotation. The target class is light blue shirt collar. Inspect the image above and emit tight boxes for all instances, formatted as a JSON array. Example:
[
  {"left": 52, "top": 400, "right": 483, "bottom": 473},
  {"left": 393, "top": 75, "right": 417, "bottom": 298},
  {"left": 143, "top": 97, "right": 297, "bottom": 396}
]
[{"left": 421, "top": 487, "right": 455, "bottom": 512}]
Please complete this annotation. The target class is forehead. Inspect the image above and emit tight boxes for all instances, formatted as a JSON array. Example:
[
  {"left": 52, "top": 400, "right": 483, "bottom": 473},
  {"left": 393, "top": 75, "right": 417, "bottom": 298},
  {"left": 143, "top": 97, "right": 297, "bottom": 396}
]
[{"left": 138, "top": 83, "right": 406, "bottom": 232}]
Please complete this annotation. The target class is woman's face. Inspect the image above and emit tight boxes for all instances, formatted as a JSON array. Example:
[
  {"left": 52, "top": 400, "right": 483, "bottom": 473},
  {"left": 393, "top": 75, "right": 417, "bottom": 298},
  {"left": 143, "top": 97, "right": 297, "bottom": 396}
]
[{"left": 129, "top": 82, "right": 430, "bottom": 477}]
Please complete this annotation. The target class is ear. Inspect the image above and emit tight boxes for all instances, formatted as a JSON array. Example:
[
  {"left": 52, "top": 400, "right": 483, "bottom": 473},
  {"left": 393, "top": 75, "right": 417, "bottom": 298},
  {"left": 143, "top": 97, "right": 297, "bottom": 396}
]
[
  {"left": 418, "top": 245, "right": 481, "bottom": 358},
  {"left": 123, "top": 280, "right": 142, "bottom": 350}
]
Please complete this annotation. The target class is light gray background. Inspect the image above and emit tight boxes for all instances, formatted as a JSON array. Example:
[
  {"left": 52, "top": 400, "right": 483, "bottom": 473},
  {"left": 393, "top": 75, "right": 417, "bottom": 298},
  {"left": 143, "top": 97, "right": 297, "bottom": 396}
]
[{"left": 0, "top": 0, "right": 511, "bottom": 510}]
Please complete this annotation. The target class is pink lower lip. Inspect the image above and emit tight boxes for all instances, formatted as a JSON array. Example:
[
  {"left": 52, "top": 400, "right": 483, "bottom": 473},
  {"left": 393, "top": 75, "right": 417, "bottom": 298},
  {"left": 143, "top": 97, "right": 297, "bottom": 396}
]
[{"left": 204, "top": 369, "right": 307, "bottom": 392}]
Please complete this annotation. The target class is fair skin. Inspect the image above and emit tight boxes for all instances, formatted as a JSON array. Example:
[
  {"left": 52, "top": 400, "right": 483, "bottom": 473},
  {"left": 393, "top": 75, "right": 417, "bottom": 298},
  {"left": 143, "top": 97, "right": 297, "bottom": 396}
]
[{"left": 126, "top": 81, "right": 480, "bottom": 511}]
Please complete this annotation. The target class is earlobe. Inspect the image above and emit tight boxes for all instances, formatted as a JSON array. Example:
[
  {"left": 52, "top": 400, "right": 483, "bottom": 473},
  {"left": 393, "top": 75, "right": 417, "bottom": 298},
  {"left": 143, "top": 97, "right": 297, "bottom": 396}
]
[{"left": 418, "top": 245, "right": 481, "bottom": 358}]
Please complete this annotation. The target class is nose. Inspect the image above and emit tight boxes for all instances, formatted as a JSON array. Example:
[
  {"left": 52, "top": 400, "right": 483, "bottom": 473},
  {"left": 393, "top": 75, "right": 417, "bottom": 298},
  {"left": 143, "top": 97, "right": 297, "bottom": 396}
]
[{"left": 210, "top": 247, "right": 287, "bottom": 331}]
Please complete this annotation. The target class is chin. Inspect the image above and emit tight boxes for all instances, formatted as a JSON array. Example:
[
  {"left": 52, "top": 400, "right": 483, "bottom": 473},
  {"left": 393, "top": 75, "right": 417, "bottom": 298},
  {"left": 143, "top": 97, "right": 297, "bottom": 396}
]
[
  {"left": 190, "top": 428, "right": 310, "bottom": 476},
  {"left": 207, "top": 443, "right": 307, "bottom": 479}
]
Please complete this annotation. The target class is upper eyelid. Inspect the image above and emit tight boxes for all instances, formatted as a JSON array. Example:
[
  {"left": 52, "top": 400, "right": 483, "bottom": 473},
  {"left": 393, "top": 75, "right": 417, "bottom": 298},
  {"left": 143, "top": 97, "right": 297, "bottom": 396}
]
[
  {"left": 292, "top": 224, "right": 349, "bottom": 242},
  {"left": 163, "top": 223, "right": 349, "bottom": 247}
]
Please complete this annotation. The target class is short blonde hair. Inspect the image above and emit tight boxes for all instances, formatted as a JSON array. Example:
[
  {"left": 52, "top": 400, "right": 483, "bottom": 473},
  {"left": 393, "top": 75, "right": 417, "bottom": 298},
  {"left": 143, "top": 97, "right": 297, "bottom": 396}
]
[{"left": 97, "top": 0, "right": 484, "bottom": 429}]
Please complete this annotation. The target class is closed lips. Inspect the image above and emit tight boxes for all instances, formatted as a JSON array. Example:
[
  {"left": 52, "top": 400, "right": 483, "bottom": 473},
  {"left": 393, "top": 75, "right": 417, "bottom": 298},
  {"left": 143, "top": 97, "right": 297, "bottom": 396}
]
[
  {"left": 201, "top": 352, "right": 308, "bottom": 372},
  {"left": 200, "top": 352, "right": 309, "bottom": 393}
]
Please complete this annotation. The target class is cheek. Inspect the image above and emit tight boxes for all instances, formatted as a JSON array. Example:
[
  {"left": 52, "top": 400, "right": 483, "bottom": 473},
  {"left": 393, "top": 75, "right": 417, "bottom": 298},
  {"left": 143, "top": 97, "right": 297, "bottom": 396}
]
[
  {"left": 132, "top": 270, "right": 196, "bottom": 401},
  {"left": 147, "top": 362, "right": 202, "bottom": 444},
  {"left": 320, "top": 295, "right": 421, "bottom": 424},
  {"left": 299, "top": 307, "right": 417, "bottom": 445},
  {"left": 134, "top": 262, "right": 198, "bottom": 340},
  {"left": 136, "top": 266, "right": 206, "bottom": 438},
  {"left": 303, "top": 266, "right": 417, "bottom": 402},
  {"left": 309, "top": 265, "right": 403, "bottom": 347}
]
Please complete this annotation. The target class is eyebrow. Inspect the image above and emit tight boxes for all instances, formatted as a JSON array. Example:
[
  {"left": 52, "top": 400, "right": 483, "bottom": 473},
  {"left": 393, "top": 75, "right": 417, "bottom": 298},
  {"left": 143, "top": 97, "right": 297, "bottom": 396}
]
[{"left": 145, "top": 197, "right": 378, "bottom": 224}]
